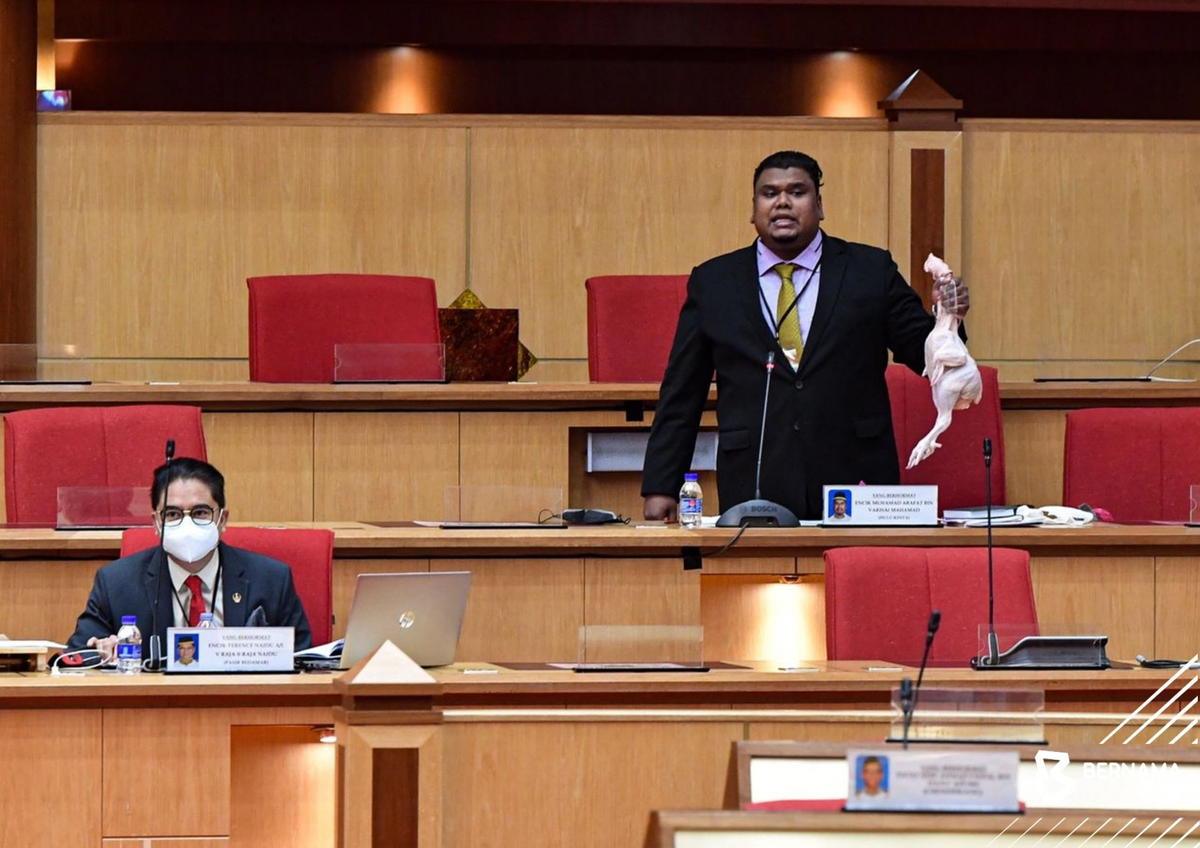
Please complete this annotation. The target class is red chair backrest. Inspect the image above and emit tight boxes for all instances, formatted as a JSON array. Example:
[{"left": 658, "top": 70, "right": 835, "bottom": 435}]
[
  {"left": 586, "top": 275, "right": 689, "bottom": 382},
  {"left": 886, "top": 364, "right": 1006, "bottom": 509},
  {"left": 1064, "top": 407, "right": 1200, "bottom": 522},
  {"left": 121, "top": 526, "right": 334, "bottom": 645},
  {"left": 4, "top": 405, "right": 207, "bottom": 525},
  {"left": 825, "top": 546, "right": 1038, "bottom": 665},
  {"left": 247, "top": 274, "right": 441, "bottom": 383}
]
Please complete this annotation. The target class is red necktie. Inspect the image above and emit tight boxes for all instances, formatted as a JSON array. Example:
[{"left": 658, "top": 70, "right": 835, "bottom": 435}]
[{"left": 184, "top": 575, "right": 206, "bottom": 627}]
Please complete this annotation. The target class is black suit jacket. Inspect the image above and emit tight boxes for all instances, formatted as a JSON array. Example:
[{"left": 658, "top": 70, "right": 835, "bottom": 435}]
[
  {"left": 641, "top": 234, "right": 935, "bottom": 520},
  {"left": 67, "top": 542, "right": 313, "bottom": 651}
]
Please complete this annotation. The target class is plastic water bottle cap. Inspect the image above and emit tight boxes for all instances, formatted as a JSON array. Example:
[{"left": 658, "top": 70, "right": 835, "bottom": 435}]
[
  {"left": 684, "top": 473, "right": 698, "bottom": 482},
  {"left": 120, "top": 615, "right": 137, "bottom": 625}
]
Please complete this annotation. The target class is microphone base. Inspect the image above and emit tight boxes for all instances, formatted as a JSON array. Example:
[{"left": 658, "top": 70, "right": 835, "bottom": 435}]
[
  {"left": 970, "top": 634, "right": 1112, "bottom": 671},
  {"left": 715, "top": 499, "right": 800, "bottom": 528}
]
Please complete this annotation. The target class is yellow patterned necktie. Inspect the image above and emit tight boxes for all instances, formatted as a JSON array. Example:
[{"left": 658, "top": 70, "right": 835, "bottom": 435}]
[{"left": 773, "top": 262, "right": 803, "bottom": 358}]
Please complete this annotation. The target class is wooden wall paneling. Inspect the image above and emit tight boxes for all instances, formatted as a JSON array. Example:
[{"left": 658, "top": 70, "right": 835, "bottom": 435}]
[
  {"left": 0, "top": 0, "right": 36, "bottom": 346},
  {"left": 567, "top": 411, "right": 719, "bottom": 521},
  {"left": 38, "top": 120, "right": 469, "bottom": 360},
  {"left": 909, "top": 148, "right": 945, "bottom": 308},
  {"left": 333, "top": 557, "right": 430, "bottom": 640},
  {"left": 964, "top": 123, "right": 1200, "bottom": 366},
  {"left": 0, "top": 709, "right": 101, "bottom": 848},
  {"left": 524, "top": 359, "right": 590, "bottom": 382},
  {"left": 230, "top": 725, "right": 336, "bottom": 848},
  {"left": 1002, "top": 409, "right": 1066, "bottom": 506},
  {"left": 446, "top": 557, "right": 584, "bottom": 663},
  {"left": 202, "top": 412, "right": 314, "bottom": 522},
  {"left": 887, "top": 131, "right": 963, "bottom": 283},
  {"left": 702, "top": 574, "right": 826, "bottom": 664},
  {"left": 469, "top": 125, "right": 889, "bottom": 360},
  {"left": 313, "top": 412, "right": 459, "bottom": 522},
  {"left": 442, "top": 720, "right": 741, "bottom": 848},
  {"left": 583, "top": 557, "right": 701, "bottom": 661},
  {"left": 0, "top": 559, "right": 103, "bottom": 642},
  {"left": 103, "top": 708, "right": 231, "bottom": 838},
  {"left": 461, "top": 411, "right": 630, "bottom": 520},
  {"left": 38, "top": 358, "right": 249, "bottom": 382},
  {"left": 1030, "top": 555, "right": 1155, "bottom": 661},
  {"left": 1154, "top": 556, "right": 1200, "bottom": 659}
]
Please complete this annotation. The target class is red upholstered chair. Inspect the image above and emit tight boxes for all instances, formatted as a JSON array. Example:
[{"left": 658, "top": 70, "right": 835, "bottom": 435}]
[
  {"left": 4, "top": 405, "right": 206, "bottom": 525},
  {"left": 586, "top": 275, "right": 689, "bottom": 382},
  {"left": 247, "top": 273, "right": 442, "bottom": 383},
  {"left": 121, "top": 526, "right": 334, "bottom": 645},
  {"left": 1064, "top": 407, "right": 1200, "bottom": 522},
  {"left": 825, "top": 547, "right": 1038, "bottom": 666},
  {"left": 886, "top": 364, "right": 1005, "bottom": 509}
]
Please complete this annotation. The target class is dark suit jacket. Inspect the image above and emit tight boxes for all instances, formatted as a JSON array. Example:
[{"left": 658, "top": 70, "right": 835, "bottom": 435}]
[
  {"left": 641, "top": 234, "right": 935, "bottom": 520},
  {"left": 67, "top": 542, "right": 313, "bottom": 651}
]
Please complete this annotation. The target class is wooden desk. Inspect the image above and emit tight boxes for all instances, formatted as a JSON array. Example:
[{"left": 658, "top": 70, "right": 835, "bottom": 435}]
[
  {"left": 0, "top": 380, "right": 1193, "bottom": 522},
  {"left": 3, "top": 662, "right": 1189, "bottom": 848},
  {"left": 2, "top": 523, "right": 1199, "bottom": 664}
]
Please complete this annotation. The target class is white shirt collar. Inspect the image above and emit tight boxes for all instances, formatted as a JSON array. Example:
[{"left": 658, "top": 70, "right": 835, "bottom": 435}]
[{"left": 168, "top": 546, "right": 221, "bottom": 593}]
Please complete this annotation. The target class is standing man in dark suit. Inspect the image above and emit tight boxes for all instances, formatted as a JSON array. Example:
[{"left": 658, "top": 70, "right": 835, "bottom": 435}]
[
  {"left": 68, "top": 457, "right": 312, "bottom": 657},
  {"left": 642, "top": 151, "right": 968, "bottom": 521}
]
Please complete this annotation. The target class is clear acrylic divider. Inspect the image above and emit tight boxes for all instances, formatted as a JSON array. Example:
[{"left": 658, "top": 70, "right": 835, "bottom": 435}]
[
  {"left": 333, "top": 343, "right": 446, "bottom": 383},
  {"left": 0, "top": 343, "right": 92, "bottom": 382},
  {"left": 889, "top": 686, "right": 1046, "bottom": 744},
  {"left": 442, "top": 485, "right": 564, "bottom": 525},
  {"left": 56, "top": 486, "right": 154, "bottom": 529},
  {"left": 1190, "top": 485, "right": 1200, "bottom": 523},
  {"left": 577, "top": 625, "right": 705, "bottom": 665}
]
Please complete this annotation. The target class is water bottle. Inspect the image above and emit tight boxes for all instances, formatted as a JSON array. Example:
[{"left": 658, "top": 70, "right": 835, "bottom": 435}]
[
  {"left": 679, "top": 473, "right": 703, "bottom": 528},
  {"left": 115, "top": 615, "right": 142, "bottom": 674},
  {"left": 197, "top": 613, "right": 216, "bottom": 629}
]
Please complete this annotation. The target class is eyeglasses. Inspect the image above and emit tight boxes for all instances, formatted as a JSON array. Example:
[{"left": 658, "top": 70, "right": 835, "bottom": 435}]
[{"left": 158, "top": 505, "right": 220, "bottom": 526}]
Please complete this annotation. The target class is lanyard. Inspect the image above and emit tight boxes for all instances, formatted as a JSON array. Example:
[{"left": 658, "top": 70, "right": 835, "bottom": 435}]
[
  {"left": 170, "top": 558, "right": 223, "bottom": 626},
  {"left": 758, "top": 258, "right": 823, "bottom": 341}
]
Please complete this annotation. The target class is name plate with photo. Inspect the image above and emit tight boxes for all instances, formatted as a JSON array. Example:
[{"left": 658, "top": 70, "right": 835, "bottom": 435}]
[
  {"left": 844, "top": 748, "right": 1020, "bottom": 813},
  {"left": 165, "top": 626, "right": 294, "bottom": 673},
  {"left": 821, "top": 484, "right": 938, "bottom": 526}
]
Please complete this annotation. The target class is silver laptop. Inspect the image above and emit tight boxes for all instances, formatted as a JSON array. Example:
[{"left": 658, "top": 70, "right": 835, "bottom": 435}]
[{"left": 339, "top": 571, "right": 472, "bottom": 669}]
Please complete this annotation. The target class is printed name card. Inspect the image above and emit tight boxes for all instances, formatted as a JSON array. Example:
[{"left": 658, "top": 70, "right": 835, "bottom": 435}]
[
  {"left": 844, "top": 748, "right": 1020, "bottom": 813},
  {"left": 821, "top": 485, "right": 938, "bottom": 526},
  {"left": 165, "top": 626, "right": 294, "bottom": 673}
]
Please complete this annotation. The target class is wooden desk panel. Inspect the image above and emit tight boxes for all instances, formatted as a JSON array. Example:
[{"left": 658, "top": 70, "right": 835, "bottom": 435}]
[
  {"left": 0, "top": 381, "right": 1196, "bottom": 521},
  {"left": 1, "top": 523, "right": 1198, "bottom": 660}
]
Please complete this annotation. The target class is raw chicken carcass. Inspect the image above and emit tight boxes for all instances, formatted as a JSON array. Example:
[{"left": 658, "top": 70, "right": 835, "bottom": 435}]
[{"left": 906, "top": 254, "right": 983, "bottom": 469}]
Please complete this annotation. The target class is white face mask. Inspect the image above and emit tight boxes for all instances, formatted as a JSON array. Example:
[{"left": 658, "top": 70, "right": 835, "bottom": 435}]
[{"left": 161, "top": 516, "right": 220, "bottom": 564}]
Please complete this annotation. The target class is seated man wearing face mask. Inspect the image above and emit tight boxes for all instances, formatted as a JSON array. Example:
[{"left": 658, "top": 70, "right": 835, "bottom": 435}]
[{"left": 67, "top": 457, "right": 312, "bottom": 659}]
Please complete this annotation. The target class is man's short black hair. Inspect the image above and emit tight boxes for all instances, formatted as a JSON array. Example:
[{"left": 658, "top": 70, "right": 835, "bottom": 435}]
[
  {"left": 151, "top": 457, "right": 226, "bottom": 510},
  {"left": 177, "top": 634, "right": 196, "bottom": 645},
  {"left": 753, "top": 151, "right": 823, "bottom": 192}
]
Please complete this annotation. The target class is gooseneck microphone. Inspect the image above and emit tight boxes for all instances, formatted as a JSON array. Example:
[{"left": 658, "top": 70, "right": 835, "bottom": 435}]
[
  {"left": 898, "top": 678, "right": 915, "bottom": 750},
  {"left": 982, "top": 437, "right": 999, "bottom": 664},
  {"left": 716, "top": 352, "right": 800, "bottom": 527},
  {"left": 901, "top": 609, "right": 941, "bottom": 749},
  {"left": 146, "top": 438, "right": 176, "bottom": 671}
]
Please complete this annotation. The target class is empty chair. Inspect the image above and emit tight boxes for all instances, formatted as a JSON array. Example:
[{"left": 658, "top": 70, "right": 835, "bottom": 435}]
[
  {"left": 886, "top": 364, "right": 1005, "bottom": 509},
  {"left": 824, "top": 546, "right": 1038, "bottom": 665},
  {"left": 4, "top": 405, "right": 206, "bottom": 525},
  {"left": 586, "top": 275, "right": 689, "bottom": 382},
  {"left": 1064, "top": 407, "right": 1200, "bottom": 522},
  {"left": 121, "top": 526, "right": 335, "bottom": 646},
  {"left": 247, "top": 273, "right": 442, "bottom": 382}
]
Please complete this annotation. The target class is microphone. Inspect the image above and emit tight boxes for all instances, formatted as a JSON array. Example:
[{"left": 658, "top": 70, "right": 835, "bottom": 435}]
[
  {"left": 715, "top": 352, "right": 800, "bottom": 527},
  {"left": 902, "top": 609, "right": 941, "bottom": 748},
  {"left": 146, "top": 438, "right": 175, "bottom": 671},
  {"left": 898, "top": 678, "right": 915, "bottom": 750},
  {"left": 983, "top": 438, "right": 999, "bottom": 664},
  {"left": 972, "top": 436, "right": 1111, "bottom": 670}
]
